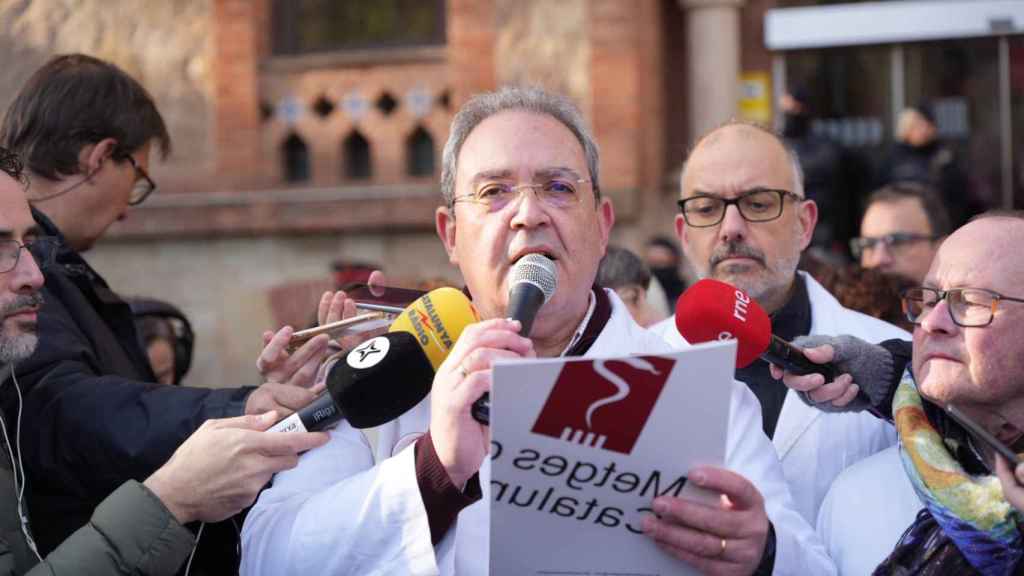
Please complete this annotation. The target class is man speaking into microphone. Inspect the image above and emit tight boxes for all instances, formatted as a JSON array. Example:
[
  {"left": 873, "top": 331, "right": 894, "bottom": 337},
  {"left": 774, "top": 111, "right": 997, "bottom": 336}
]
[{"left": 242, "top": 88, "right": 832, "bottom": 575}]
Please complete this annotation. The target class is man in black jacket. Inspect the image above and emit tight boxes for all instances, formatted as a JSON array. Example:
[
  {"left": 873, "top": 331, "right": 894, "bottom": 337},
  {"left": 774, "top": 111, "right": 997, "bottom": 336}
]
[{"left": 0, "top": 54, "right": 326, "bottom": 573}]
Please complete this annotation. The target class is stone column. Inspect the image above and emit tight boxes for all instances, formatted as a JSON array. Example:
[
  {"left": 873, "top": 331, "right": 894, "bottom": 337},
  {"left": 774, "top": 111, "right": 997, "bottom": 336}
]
[{"left": 680, "top": 0, "right": 746, "bottom": 141}]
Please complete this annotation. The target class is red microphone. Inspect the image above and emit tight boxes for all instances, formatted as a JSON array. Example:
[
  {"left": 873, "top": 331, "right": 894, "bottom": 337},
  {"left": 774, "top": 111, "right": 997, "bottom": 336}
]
[{"left": 675, "top": 279, "right": 836, "bottom": 381}]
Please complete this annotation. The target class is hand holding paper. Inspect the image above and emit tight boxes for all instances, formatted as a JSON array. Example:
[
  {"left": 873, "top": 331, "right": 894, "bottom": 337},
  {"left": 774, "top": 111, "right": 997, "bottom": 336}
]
[{"left": 642, "top": 466, "right": 770, "bottom": 576}]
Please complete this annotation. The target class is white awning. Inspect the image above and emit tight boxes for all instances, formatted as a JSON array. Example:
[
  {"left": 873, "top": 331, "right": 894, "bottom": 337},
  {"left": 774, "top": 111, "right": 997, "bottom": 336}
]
[{"left": 766, "top": 0, "right": 1024, "bottom": 50}]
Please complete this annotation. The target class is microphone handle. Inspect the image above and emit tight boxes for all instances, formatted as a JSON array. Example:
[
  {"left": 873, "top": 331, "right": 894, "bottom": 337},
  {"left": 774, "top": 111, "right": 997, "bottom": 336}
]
[
  {"left": 267, "top": 392, "right": 343, "bottom": 433},
  {"left": 762, "top": 335, "right": 837, "bottom": 382},
  {"left": 471, "top": 283, "right": 545, "bottom": 426},
  {"left": 506, "top": 282, "right": 545, "bottom": 338},
  {"left": 471, "top": 395, "right": 490, "bottom": 425}
]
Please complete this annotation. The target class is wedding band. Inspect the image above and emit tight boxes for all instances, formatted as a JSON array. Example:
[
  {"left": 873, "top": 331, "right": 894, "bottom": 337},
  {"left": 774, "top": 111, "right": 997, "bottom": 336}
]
[{"left": 718, "top": 538, "right": 727, "bottom": 557}]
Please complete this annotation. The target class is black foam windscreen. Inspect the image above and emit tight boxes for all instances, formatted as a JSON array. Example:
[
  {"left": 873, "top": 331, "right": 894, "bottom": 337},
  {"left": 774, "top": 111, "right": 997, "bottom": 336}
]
[{"left": 325, "top": 332, "right": 434, "bottom": 429}]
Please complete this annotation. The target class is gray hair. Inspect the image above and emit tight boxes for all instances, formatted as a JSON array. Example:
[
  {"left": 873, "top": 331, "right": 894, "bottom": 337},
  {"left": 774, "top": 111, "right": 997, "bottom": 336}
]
[
  {"left": 680, "top": 119, "right": 805, "bottom": 198},
  {"left": 440, "top": 86, "right": 600, "bottom": 208}
]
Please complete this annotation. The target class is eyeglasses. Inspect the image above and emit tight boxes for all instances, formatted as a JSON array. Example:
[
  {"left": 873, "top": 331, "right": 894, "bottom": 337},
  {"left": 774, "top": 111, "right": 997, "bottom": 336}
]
[
  {"left": 452, "top": 178, "right": 589, "bottom": 212},
  {"left": 900, "top": 286, "right": 1024, "bottom": 327},
  {"left": 676, "top": 188, "right": 802, "bottom": 228},
  {"left": 0, "top": 236, "right": 60, "bottom": 273},
  {"left": 850, "top": 233, "right": 936, "bottom": 259},
  {"left": 123, "top": 156, "right": 156, "bottom": 206}
]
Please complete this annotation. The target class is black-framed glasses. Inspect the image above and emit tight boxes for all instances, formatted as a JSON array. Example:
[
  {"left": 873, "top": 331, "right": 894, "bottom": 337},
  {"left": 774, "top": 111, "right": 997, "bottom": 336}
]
[
  {"left": 676, "top": 188, "right": 802, "bottom": 228},
  {"left": 452, "top": 178, "right": 589, "bottom": 212},
  {"left": 850, "top": 233, "right": 936, "bottom": 259},
  {"left": 123, "top": 156, "right": 156, "bottom": 206},
  {"left": 0, "top": 236, "right": 60, "bottom": 273},
  {"left": 900, "top": 286, "right": 1024, "bottom": 327}
]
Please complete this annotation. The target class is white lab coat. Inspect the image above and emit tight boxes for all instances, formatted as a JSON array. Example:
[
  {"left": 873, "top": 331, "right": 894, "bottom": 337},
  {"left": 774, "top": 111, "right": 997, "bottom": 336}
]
[
  {"left": 651, "top": 272, "right": 910, "bottom": 524},
  {"left": 241, "top": 289, "right": 834, "bottom": 575},
  {"left": 816, "top": 445, "right": 920, "bottom": 575}
]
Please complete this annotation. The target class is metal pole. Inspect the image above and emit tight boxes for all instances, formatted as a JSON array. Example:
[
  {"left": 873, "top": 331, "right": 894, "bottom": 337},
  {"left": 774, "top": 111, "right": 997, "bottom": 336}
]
[
  {"left": 891, "top": 44, "right": 905, "bottom": 138},
  {"left": 999, "top": 35, "right": 1014, "bottom": 209},
  {"left": 772, "top": 53, "right": 787, "bottom": 133}
]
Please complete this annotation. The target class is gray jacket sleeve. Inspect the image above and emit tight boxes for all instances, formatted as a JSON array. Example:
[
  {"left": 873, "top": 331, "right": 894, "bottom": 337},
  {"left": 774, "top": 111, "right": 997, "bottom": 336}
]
[{"left": 6, "top": 480, "right": 194, "bottom": 576}]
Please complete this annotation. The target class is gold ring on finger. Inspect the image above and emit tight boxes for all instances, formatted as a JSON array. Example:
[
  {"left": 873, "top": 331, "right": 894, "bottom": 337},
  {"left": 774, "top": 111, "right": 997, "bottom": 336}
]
[{"left": 717, "top": 538, "right": 727, "bottom": 558}]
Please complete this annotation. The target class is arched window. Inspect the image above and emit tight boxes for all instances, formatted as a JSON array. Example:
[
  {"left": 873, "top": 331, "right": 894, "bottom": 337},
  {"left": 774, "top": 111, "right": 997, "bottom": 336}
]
[
  {"left": 406, "top": 126, "right": 434, "bottom": 177},
  {"left": 343, "top": 130, "right": 372, "bottom": 180},
  {"left": 282, "top": 133, "right": 310, "bottom": 183}
]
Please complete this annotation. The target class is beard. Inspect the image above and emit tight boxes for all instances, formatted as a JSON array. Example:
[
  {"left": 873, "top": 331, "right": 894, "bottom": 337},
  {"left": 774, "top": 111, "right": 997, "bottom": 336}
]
[
  {"left": 699, "top": 239, "right": 800, "bottom": 304},
  {"left": 0, "top": 292, "right": 44, "bottom": 364}
]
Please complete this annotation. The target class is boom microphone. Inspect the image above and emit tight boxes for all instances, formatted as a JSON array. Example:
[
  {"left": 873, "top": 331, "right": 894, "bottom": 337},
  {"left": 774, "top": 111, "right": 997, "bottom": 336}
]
[
  {"left": 268, "top": 332, "right": 434, "bottom": 433},
  {"left": 472, "top": 254, "right": 559, "bottom": 425},
  {"left": 674, "top": 279, "right": 836, "bottom": 381}
]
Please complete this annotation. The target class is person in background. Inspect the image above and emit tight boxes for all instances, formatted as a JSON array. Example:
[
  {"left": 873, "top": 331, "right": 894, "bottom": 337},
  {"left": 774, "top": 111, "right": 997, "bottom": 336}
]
[
  {"left": 779, "top": 89, "right": 846, "bottom": 258},
  {"left": 852, "top": 182, "right": 950, "bottom": 285},
  {"left": 644, "top": 235, "right": 686, "bottom": 306},
  {"left": 129, "top": 298, "right": 194, "bottom": 386},
  {"left": 801, "top": 258, "right": 911, "bottom": 330},
  {"left": 879, "top": 103, "right": 973, "bottom": 227},
  {"left": 596, "top": 245, "right": 660, "bottom": 327}
]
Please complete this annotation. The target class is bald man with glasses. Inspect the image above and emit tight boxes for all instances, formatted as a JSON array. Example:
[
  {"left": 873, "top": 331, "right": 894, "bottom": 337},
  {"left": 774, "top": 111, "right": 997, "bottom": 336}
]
[
  {"left": 650, "top": 121, "right": 909, "bottom": 526},
  {"left": 776, "top": 211, "right": 1024, "bottom": 574}
]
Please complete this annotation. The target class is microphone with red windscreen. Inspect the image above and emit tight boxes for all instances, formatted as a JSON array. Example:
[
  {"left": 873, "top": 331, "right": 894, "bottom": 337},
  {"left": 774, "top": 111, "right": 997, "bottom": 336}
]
[{"left": 675, "top": 279, "right": 836, "bottom": 382}]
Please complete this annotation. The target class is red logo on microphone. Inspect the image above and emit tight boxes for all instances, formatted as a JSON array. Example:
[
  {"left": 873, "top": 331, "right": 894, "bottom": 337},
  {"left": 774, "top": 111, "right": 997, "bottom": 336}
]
[{"left": 530, "top": 356, "right": 675, "bottom": 454}]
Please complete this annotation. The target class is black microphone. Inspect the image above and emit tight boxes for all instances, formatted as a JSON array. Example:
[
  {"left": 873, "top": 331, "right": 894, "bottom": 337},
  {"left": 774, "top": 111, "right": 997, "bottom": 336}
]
[
  {"left": 471, "top": 253, "right": 558, "bottom": 425},
  {"left": 268, "top": 332, "right": 434, "bottom": 433}
]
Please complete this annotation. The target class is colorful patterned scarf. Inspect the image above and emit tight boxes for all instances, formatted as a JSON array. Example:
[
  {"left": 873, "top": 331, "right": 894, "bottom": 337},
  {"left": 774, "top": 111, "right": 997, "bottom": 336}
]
[{"left": 877, "top": 372, "right": 1024, "bottom": 575}]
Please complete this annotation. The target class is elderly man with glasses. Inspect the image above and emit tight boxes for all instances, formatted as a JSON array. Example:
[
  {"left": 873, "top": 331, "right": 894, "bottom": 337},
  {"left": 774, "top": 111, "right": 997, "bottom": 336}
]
[
  {"left": 0, "top": 55, "right": 327, "bottom": 572},
  {"left": 774, "top": 211, "right": 1024, "bottom": 575},
  {"left": 242, "top": 87, "right": 836, "bottom": 576},
  {"left": 650, "top": 121, "right": 909, "bottom": 527}
]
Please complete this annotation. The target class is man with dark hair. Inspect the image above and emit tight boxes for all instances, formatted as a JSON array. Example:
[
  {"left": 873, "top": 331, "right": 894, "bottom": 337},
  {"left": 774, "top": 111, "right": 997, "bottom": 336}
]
[
  {"left": 0, "top": 145, "right": 327, "bottom": 575},
  {"left": 852, "top": 182, "right": 950, "bottom": 285},
  {"left": 596, "top": 245, "right": 658, "bottom": 326},
  {"left": 0, "top": 54, "right": 327, "bottom": 572}
]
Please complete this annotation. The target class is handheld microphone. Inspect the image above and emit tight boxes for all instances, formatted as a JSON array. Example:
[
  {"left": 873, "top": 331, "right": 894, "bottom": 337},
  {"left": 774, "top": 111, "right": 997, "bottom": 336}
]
[
  {"left": 268, "top": 332, "right": 434, "bottom": 433},
  {"left": 388, "top": 287, "right": 480, "bottom": 370},
  {"left": 472, "top": 254, "right": 559, "bottom": 425},
  {"left": 674, "top": 278, "right": 836, "bottom": 381}
]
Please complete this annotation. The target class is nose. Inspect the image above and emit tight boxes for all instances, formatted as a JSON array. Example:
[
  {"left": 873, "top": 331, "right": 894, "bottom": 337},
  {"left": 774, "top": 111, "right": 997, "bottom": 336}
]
[
  {"left": 717, "top": 204, "right": 748, "bottom": 243},
  {"left": 509, "top": 186, "right": 551, "bottom": 230},
  {"left": 11, "top": 247, "right": 44, "bottom": 295},
  {"left": 919, "top": 297, "right": 956, "bottom": 335}
]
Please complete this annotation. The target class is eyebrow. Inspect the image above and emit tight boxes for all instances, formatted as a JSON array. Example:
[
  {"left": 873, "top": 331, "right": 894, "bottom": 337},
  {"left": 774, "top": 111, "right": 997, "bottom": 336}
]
[
  {"left": 688, "top": 187, "right": 795, "bottom": 198},
  {"left": 469, "top": 167, "right": 584, "bottom": 186}
]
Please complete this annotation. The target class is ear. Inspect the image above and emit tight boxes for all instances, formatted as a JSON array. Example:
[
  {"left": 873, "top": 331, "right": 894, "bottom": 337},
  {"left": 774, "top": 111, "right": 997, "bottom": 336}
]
[
  {"left": 596, "top": 196, "right": 615, "bottom": 255},
  {"left": 674, "top": 213, "right": 689, "bottom": 252},
  {"left": 79, "top": 138, "right": 118, "bottom": 174},
  {"left": 796, "top": 198, "right": 818, "bottom": 251},
  {"left": 435, "top": 206, "right": 459, "bottom": 265}
]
